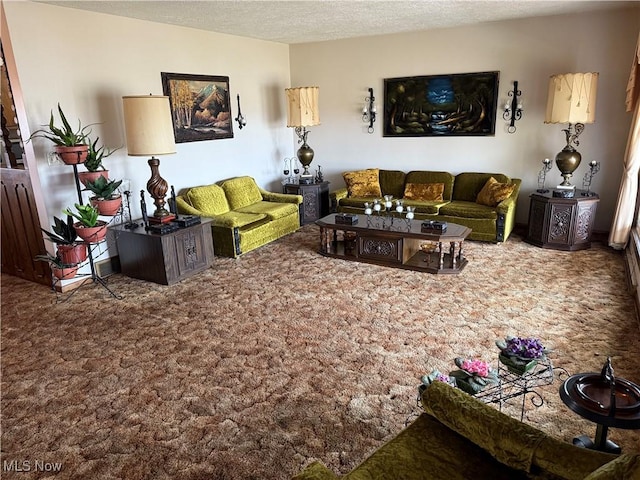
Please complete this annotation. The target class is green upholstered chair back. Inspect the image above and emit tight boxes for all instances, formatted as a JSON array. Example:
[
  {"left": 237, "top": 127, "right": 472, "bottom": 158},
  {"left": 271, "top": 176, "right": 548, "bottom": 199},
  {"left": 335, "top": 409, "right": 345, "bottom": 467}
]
[
  {"left": 378, "top": 170, "right": 407, "bottom": 198},
  {"left": 405, "top": 171, "right": 455, "bottom": 201},
  {"left": 184, "top": 184, "right": 230, "bottom": 216},
  {"left": 453, "top": 172, "right": 511, "bottom": 202},
  {"left": 219, "top": 176, "right": 263, "bottom": 210}
]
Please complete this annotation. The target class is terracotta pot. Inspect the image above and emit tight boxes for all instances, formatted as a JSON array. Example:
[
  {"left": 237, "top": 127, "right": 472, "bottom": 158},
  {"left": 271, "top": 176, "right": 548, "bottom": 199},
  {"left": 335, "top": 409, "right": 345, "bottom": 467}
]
[
  {"left": 74, "top": 221, "right": 108, "bottom": 243},
  {"left": 90, "top": 195, "right": 122, "bottom": 216},
  {"left": 52, "top": 265, "right": 79, "bottom": 280},
  {"left": 57, "top": 243, "right": 87, "bottom": 265},
  {"left": 78, "top": 170, "right": 109, "bottom": 186},
  {"left": 54, "top": 145, "right": 88, "bottom": 165}
]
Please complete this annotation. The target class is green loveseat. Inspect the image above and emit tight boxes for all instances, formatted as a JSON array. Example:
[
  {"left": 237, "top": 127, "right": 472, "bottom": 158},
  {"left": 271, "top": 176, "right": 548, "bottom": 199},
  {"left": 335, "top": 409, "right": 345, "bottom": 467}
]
[
  {"left": 332, "top": 169, "right": 521, "bottom": 242},
  {"left": 176, "top": 176, "right": 302, "bottom": 258},
  {"left": 293, "top": 381, "right": 639, "bottom": 480}
]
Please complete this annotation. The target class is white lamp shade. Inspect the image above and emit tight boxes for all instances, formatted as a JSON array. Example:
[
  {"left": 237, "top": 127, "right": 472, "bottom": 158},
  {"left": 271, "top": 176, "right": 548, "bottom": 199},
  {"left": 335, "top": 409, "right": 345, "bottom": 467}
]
[
  {"left": 544, "top": 72, "right": 598, "bottom": 124},
  {"left": 285, "top": 86, "right": 320, "bottom": 127},
  {"left": 122, "top": 95, "right": 176, "bottom": 156}
]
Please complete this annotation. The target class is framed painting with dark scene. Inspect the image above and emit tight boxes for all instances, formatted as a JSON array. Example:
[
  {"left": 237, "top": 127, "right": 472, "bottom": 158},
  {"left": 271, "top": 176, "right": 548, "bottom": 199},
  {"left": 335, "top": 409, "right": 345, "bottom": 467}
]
[
  {"left": 161, "top": 72, "right": 233, "bottom": 143},
  {"left": 383, "top": 71, "right": 499, "bottom": 137}
]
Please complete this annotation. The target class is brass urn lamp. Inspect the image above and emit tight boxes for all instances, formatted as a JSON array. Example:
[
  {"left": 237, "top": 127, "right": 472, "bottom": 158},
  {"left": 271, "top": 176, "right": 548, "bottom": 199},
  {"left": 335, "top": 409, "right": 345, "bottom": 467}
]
[
  {"left": 285, "top": 86, "right": 320, "bottom": 183},
  {"left": 544, "top": 72, "right": 598, "bottom": 189}
]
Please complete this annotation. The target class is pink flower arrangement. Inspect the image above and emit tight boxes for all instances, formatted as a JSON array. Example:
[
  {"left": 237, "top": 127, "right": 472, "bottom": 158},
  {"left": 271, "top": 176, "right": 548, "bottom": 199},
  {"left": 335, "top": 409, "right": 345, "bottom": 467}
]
[{"left": 460, "top": 359, "right": 491, "bottom": 378}]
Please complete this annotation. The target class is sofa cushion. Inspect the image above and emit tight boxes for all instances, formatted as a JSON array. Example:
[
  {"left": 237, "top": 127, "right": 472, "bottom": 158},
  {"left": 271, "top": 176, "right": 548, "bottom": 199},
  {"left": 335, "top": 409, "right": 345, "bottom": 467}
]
[
  {"left": 406, "top": 171, "right": 455, "bottom": 201},
  {"left": 220, "top": 176, "right": 264, "bottom": 210},
  {"left": 237, "top": 201, "right": 298, "bottom": 220},
  {"left": 476, "top": 176, "right": 517, "bottom": 207},
  {"left": 453, "top": 172, "right": 511, "bottom": 202},
  {"left": 343, "top": 169, "right": 383, "bottom": 197},
  {"left": 439, "top": 201, "right": 498, "bottom": 219},
  {"left": 185, "top": 184, "right": 230, "bottom": 216},
  {"left": 583, "top": 454, "right": 640, "bottom": 480},
  {"left": 403, "top": 182, "right": 445, "bottom": 201},
  {"left": 211, "top": 211, "right": 267, "bottom": 228},
  {"left": 379, "top": 169, "right": 407, "bottom": 198}
]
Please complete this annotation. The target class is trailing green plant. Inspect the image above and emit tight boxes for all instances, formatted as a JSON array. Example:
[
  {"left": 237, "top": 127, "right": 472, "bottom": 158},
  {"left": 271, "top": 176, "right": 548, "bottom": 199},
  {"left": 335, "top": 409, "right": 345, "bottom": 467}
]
[
  {"left": 84, "top": 136, "right": 120, "bottom": 172},
  {"left": 35, "top": 252, "right": 71, "bottom": 268},
  {"left": 63, "top": 203, "right": 100, "bottom": 227},
  {"left": 40, "top": 215, "right": 77, "bottom": 245},
  {"left": 84, "top": 176, "right": 123, "bottom": 200},
  {"left": 28, "top": 103, "right": 93, "bottom": 147}
]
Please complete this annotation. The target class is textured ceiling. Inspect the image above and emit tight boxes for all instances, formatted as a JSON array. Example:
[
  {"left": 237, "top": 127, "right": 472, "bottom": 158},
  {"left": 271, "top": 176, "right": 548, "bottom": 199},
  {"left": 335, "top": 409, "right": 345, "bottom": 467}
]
[{"left": 38, "top": 0, "right": 634, "bottom": 44}]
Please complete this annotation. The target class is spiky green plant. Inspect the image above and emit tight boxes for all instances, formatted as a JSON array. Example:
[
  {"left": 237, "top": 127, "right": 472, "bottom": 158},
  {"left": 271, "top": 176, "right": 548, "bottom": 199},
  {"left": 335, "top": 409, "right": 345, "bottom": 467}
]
[
  {"left": 63, "top": 203, "right": 100, "bottom": 228},
  {"left": 83, "top": 176, "right": 122, "bottom": 200},
  {"left": 84, "top": 136, "right": 120, "bottom": 171},
  {"left": 28, "top": 103, "right": 93, "bottom": 147},
  {"left": 40, "top": 215, "right": 77, "bottom": 245}
]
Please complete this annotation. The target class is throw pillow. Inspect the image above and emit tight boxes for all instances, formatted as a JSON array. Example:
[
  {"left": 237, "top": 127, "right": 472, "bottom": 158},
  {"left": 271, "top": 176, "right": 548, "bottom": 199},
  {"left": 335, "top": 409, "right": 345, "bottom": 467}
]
[
  {"left": 476, "top": 177, "right": 516, "bottom": 207},
  {"left": 343, "top": 168, "right": 382, "bottom": 197},
  {"left": 403, "top": 182, "right": 445, "bottom": 202}
]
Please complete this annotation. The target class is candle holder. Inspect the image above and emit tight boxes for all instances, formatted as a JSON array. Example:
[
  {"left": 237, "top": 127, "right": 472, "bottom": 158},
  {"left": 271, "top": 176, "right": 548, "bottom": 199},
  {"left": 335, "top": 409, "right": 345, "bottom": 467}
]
[
  {"left": 364, "top": 196, "right": 413, "bottom": 230},
  {"left": 581, "top": 161, "right": 601, "bottom": 196},
  {"left": 537, "top": 158, "right": 553, "bottom": 193}
]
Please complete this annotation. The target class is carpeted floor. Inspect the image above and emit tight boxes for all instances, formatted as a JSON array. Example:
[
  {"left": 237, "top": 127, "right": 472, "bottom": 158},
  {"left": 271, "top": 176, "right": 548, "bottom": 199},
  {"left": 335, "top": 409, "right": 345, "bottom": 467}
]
[{"left": 1, "top": 225, "right": 639, "bottom": 479}]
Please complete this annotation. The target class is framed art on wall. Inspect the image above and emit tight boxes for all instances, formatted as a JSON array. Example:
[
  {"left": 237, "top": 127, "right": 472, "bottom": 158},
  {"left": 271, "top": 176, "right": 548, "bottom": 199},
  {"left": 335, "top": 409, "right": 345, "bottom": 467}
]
[
  {"left": 383, "top": 71, "right": 499, "bottom": 137},
  {"left": 161, "top": 72, "right": 233, "bottom": 143}
]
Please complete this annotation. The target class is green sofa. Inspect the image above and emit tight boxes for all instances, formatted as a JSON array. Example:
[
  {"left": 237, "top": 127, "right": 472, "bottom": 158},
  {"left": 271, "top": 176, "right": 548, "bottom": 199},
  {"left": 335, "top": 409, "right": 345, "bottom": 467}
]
[
  {"left": 293, "top": 381, "right": 639, "bottom": 480},
  {"left": 332, "top": 169, "right": 521, "bottom": 242},
  {"left": 176, "top": 176, "right": 302, "bottom": 258}
]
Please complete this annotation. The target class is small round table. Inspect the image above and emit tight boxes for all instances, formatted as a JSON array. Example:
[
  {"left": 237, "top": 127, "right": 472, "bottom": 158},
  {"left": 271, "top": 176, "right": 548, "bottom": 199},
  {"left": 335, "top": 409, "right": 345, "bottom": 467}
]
[{"left": 559, "top": 367, "right": 640, "bottom": 453}]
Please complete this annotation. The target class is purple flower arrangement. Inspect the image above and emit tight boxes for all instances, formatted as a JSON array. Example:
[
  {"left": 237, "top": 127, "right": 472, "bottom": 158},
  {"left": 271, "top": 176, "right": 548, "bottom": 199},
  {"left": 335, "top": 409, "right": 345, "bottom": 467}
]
[{"left": 496, "top": 335, "right": 547, "bottom": 375}]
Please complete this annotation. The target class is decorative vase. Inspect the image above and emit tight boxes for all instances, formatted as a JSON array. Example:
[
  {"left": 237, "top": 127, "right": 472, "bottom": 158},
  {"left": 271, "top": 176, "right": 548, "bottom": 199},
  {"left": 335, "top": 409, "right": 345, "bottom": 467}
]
[
  {"left": 54, "top": 145, "right": 88, "bottom": 165},
  {"left": 91, "top": 195, "right": 122, "bottom": 216},
  {"left": 499, "top": 353, "right": 538, "bottom": 376},
  {"left": 52, "top": 265, "right": 78, "bottom": 280},
  {"left": 78, "top": 170, "right": 109, "bottom": 186},
  {"left": 57, "top": 243, "right": 87, "bottom": 265},
  {"left": 74, "top": 221, "right": 108, "bottom": 243}
]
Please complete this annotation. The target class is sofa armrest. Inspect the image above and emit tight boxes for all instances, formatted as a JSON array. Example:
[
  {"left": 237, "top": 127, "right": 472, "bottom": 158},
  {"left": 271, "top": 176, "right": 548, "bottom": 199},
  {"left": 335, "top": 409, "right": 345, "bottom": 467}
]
[
  {"left": 259, "top": 188, "right": 303, "bottom": 205},
  {"left": 292, "top": 461, "right": 339, "bottom": 480},
  {"left": 330, "top": 188, "right": 348, "bottom": 211},
  {"left": 176, "top": 195, "right": 205, "bottom": 216},
  {"left": 495, "top": 178, "right": 521, "bottom": 215}
]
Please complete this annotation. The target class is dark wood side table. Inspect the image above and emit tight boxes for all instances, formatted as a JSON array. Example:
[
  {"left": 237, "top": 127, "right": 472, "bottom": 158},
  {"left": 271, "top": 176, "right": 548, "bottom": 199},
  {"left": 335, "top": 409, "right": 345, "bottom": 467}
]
[
  {"left": 525, "top": 190, "right": 599, "bottom": 251},
  {"left": 283, "top": 181, "right": 330, "bottom": 225},
  {"left": 110, "top": 219, "right": 214, "bottom": 285}
]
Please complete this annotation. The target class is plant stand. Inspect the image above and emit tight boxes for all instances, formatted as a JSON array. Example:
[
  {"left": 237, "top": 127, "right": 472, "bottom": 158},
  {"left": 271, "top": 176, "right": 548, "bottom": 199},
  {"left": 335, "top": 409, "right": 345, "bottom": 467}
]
[{"left": 46, "top": 162, "right": 122, "bottom": 301}]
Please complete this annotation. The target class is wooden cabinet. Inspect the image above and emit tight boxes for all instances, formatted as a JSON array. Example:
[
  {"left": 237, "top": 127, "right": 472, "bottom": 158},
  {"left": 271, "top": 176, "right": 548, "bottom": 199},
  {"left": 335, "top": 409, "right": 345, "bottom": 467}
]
[
  {"left": 525, "top": 190, "right": 599, "bottom": 251},
  {"left": 110, "top": 219, "right": 214, "bottom": 285},
  {"left": 283, "top": 181, "right": 330, "bottom": 225}
]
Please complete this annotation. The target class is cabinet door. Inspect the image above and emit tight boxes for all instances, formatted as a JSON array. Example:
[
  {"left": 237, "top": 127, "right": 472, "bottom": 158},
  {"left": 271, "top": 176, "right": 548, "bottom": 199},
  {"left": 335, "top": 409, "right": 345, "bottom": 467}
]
[
  {"left": 547, "top": 203, "right": 574, "bottom": 246},
  {"left": 174, "top": 226, "right": 208, "bottom": 277},
  {"left": 573, "top": 202, "right": 597, "bottom": 246},
  {"left": 358, "top": 236, "right": 403, "bottom": 264}
]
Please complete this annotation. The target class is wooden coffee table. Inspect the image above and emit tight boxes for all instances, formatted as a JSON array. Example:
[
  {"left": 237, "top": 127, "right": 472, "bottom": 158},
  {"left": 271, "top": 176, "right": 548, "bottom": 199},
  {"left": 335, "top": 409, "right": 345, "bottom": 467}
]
[{"left": 316, "top": 214, "right": 471, "bottom": 274}]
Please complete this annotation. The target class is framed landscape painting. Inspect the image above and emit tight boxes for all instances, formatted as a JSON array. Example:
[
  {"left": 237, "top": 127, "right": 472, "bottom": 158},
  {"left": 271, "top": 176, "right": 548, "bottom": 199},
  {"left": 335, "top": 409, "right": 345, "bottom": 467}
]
[
  {"left": 161, "top": 72, "right": 233, "bottom": 143},
  {"left": 383, "top": 71, "right": 499, "bottom": 137}
]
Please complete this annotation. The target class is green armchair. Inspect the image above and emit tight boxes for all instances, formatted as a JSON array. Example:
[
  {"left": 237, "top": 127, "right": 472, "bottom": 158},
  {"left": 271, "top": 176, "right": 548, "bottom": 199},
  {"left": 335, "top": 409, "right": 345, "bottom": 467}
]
[{"left": 293, "top": 381, "right": 639, "bottom": 480}]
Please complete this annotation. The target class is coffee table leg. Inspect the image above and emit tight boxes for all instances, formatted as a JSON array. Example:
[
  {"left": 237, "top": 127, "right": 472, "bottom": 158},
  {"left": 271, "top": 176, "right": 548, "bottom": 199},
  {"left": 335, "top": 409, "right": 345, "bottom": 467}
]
[
  {"left": 450, "top": 242, "right": 457, "bottom": 268},
  {"left": 438, "top": 242, "right": 444, "bottom": 269}
]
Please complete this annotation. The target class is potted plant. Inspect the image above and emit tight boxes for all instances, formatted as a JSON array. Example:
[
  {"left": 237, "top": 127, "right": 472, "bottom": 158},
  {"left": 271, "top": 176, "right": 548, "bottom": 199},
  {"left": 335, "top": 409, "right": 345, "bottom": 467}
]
[
  {"left": 448, "top": 358, "right": 499, "bottom": 395},
  {"left": 496, "top": 336, "right": 547, "bottom": 376},
  {"left": 35, "top": 252, "right": 79, "bottom": 280},
  {"left": 63, "top": 203, "right": 108, "bottom": 243},
  {"left": 84, "top": 176, "right": 123, "bottom": 216},
  {"left": 40, "top": 214, "right": 87, "bottom": 265},
  {"left": 77, "top": 136, "right": 120, "bottom": 185},
  {"left": 28, "top": 103, "right": 93, "bottom": 164}
]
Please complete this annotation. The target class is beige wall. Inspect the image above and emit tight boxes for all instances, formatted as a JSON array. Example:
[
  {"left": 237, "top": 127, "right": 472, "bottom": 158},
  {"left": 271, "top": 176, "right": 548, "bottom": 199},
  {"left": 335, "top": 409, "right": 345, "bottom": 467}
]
[
  {"left": 4, "top": 0, "right": 292, "bottom": 227},
  {"left": 5, "top": 1, "right": 639, "bottom": 237},
  {"left": 290, "top": 6, "right": 640, "bottom": 231}
]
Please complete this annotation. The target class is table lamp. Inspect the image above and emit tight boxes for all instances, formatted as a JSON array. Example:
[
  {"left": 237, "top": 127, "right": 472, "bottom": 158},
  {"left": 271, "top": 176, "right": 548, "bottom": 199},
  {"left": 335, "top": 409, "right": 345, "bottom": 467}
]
[
  {"left": 544, "top": 72, "right": 598, "bottom": 190},
  {"left": 122, "top": 95, "right": 176, "bottom": 223},
  {"left": 285, "top": 86, "right": 320, "bottom": 184}
]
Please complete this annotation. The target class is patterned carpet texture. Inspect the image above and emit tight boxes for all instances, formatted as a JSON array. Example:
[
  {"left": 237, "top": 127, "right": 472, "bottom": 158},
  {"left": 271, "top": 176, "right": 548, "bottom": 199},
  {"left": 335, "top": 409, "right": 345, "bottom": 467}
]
[{"left": 2, "top": 225, "right": 639, "bottom": 479}]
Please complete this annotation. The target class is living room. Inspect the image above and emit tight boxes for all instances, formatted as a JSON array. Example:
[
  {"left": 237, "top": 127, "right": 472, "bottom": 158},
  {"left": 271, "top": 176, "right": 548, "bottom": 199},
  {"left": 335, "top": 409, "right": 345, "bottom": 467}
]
[{"left": 2, "top": 1, "right": 639, "bottom": 479}]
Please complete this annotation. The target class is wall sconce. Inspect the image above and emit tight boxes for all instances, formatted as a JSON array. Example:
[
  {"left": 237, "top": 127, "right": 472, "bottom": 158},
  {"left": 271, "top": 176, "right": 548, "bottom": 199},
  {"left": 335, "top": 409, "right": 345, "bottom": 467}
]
[
  {"left": 235, "top": 94, "right": 246, "bottom": 129},
  {"left": 502, "top": 81, "right": 523, "bottom": 133},
  {"left": 362, "top": 87, "right": 377, "bottom": 134}
]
